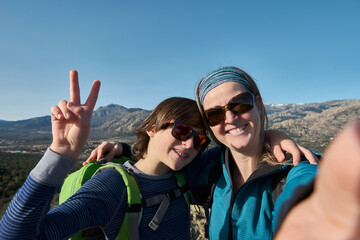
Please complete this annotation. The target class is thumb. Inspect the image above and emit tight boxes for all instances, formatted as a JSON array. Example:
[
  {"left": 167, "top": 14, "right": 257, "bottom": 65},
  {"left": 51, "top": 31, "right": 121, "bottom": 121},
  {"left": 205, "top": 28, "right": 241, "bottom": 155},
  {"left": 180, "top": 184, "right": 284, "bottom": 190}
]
[
  {"left": 67, "top": 102, "right": 91, "bottom": 125},
  {"left": 273, "top": 145, "right": 286, "bottom": 163}
]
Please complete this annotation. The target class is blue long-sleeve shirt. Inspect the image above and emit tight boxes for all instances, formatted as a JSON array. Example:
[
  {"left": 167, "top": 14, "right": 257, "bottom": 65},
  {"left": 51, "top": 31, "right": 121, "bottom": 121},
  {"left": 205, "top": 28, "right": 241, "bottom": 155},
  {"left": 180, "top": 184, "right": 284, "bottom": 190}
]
[{"left": 0, "top": 149, "right": 194, "bottom": 239}]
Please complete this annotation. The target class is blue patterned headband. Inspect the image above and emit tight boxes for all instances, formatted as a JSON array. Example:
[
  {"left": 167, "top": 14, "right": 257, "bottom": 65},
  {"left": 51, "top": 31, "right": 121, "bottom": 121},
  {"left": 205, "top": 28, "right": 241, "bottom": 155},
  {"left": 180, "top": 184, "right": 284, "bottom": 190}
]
[{"left": 198, "top": 67, "right": 251, "bottom": 104}]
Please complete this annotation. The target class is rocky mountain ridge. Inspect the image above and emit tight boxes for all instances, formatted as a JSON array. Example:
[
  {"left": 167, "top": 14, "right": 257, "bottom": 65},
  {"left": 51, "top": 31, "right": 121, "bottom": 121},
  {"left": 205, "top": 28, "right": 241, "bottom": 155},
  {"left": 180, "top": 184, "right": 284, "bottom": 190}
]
[
  {"left": 1, "top": 99, "right": 359, "bottom": 153},
  {"left": 267, "top": 99, "right": 360, "bottom": 151}
]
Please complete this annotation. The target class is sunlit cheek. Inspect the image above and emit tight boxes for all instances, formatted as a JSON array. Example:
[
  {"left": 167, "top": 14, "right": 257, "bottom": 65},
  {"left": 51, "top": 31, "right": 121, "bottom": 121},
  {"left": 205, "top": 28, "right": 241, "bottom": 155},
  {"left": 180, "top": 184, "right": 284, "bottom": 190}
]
[{"left": 210, "top": 125, "right": 224, "bottom": 139}]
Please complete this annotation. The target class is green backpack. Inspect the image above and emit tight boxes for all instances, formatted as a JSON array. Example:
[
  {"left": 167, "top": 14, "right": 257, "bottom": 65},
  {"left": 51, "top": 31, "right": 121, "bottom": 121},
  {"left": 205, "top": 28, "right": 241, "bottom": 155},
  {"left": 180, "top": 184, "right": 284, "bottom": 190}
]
[{"left": 59, "top": 156, "right": 190, "bottom": 240}]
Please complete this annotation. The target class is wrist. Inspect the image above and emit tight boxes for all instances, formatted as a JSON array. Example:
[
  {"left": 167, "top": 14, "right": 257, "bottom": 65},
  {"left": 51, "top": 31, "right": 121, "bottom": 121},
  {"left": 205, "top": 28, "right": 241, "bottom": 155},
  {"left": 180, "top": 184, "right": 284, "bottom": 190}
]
[{"left": 50, "top": 143, "right": 79, "bottom": 160}]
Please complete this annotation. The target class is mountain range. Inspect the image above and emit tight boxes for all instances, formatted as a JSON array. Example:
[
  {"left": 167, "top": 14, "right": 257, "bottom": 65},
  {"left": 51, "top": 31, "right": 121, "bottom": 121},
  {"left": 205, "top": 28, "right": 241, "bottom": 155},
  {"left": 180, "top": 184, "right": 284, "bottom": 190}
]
[{"left": 1, "top": 99, "right": 359, "bottom": 153}]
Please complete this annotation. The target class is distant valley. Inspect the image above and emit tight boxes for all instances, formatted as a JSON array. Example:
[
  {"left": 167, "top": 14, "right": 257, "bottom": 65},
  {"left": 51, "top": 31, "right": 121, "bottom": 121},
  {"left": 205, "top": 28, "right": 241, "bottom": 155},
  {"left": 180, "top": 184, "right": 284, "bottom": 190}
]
[{"left": 0, "top": 99, "right": 359, "bottom": 153}]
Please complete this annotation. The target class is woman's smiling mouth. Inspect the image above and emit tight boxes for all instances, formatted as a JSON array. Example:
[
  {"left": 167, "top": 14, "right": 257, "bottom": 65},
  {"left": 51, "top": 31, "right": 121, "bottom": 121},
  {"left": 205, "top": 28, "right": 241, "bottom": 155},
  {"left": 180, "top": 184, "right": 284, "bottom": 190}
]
[{"left": 227, "top": 124, "right": 247, "bottom": 135}]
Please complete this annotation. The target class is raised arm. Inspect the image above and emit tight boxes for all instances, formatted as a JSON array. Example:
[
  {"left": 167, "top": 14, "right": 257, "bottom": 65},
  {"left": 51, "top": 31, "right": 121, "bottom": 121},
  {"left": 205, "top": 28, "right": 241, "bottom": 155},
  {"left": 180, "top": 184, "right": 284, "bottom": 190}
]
[{"left": 0, "top": 70, "right": 104, "bottom": 240}]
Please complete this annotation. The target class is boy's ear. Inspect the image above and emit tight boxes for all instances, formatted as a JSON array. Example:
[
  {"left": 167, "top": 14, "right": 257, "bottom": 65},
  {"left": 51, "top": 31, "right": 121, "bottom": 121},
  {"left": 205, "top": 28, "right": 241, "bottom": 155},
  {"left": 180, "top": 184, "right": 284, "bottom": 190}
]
[{"left": 146, "top": 125, "right": 155, "bottom": 137}]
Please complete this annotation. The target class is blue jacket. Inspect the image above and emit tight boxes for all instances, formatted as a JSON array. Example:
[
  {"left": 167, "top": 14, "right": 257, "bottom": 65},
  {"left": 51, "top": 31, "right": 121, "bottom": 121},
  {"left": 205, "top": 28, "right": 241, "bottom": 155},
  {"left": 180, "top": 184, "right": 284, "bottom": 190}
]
[{"left": 198, "top": 147, "right": 317, "bottom": 240}]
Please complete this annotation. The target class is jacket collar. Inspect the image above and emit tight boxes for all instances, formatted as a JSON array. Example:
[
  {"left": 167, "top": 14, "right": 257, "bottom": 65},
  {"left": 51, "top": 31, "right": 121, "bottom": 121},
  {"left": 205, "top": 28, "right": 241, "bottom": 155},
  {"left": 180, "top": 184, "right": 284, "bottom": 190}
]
[{"left": 223, "top": 147, "right": 286, "bottom": 183}]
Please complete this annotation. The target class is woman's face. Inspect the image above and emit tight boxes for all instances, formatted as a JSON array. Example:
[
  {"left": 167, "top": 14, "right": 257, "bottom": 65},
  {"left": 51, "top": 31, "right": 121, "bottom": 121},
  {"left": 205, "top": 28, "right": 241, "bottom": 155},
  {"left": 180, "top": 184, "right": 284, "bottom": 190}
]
[{"left": 202, "top": 82, "right": 262, "bottom": 155}]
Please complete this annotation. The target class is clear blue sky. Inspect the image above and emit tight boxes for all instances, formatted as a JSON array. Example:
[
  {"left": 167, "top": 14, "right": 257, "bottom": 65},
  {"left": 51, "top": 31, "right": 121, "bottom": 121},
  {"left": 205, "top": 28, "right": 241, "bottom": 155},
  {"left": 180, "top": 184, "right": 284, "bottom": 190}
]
[{"left": 1, "top": 0, "right": 359, "bottom": 121}]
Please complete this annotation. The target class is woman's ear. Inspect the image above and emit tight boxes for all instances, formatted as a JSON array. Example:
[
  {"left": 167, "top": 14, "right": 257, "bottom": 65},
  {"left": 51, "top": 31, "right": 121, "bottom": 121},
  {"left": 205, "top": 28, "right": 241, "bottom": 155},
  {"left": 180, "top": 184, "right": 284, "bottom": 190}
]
[{"left": 146, "top": 125, "right": 156, "bottom": 138}]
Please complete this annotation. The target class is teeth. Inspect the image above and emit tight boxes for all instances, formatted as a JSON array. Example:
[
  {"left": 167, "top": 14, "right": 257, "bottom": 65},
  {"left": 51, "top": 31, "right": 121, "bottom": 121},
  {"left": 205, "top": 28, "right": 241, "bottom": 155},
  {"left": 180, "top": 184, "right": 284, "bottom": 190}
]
[
  {"left": 228, "top": 125, "right": 246, "bottom": 134},
  {"left": 175, "top": 149, "right": 187, "bottom": 157}
]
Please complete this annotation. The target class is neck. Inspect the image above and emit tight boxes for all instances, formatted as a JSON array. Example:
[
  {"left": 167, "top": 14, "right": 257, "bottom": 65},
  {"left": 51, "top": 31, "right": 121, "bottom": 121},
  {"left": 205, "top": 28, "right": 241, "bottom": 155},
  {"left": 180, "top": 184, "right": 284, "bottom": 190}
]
[
  {"left": 134, "top": 155, "right": 170, "bottom": 175},
  {"left": 230, "top": 149, "right": 261, "bottom": 191},
  {"left": 232, "top": 150, "right": 259, "bottom": 177}
]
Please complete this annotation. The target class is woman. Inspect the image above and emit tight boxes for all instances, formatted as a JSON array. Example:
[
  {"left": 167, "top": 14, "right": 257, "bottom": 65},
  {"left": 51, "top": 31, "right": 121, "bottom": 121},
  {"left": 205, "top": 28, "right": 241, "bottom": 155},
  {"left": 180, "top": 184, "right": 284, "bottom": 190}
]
[
  {"left": 194, "top": 66, "right": 317, "bottom": 239},
  {"left": 0, "top": 70, "right": 212, "bottom": 239}
]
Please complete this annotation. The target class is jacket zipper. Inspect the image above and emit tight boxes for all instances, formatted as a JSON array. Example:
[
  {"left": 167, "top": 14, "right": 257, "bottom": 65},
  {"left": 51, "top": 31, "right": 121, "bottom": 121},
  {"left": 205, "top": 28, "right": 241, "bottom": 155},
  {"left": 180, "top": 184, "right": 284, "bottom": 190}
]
[{"left": 227, "top": 167, "right": 285, "bottom": 239}]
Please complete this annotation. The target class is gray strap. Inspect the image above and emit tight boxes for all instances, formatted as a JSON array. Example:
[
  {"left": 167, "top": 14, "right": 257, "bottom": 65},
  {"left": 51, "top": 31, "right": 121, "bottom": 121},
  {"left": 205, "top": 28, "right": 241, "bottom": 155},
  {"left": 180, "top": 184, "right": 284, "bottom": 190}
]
[
  {"left": 143, "top": 189, "right": 182, "bottom": 207},
  {"left": 148, "top": 194, "right": 170, "bottom": 230},
  {"left": 144, "top": 194, "right": 166, "bottom": 207},
  {"left": 128, "top": 212, "right": 140, "bottom": 240}
]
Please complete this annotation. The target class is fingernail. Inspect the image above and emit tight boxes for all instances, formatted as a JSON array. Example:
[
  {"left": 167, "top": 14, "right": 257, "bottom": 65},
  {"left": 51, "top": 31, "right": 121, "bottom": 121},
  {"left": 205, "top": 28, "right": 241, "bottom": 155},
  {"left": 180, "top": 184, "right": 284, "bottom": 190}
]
[
  {"left": 57, "top": 114, "right": 62, "bottom": 119},
  {"left": 66, "top": 113, "right": 70, "bottom": 119}
]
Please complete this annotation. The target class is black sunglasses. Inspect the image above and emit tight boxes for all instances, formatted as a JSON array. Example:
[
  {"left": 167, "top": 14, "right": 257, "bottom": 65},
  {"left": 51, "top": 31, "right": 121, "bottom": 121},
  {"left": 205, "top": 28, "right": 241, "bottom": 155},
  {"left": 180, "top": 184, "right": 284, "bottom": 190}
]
[
  {"left": 167, "top": 119, "right": 210, "bottom": 151},
  {"left": 204, "top": 92, "right": 254, "bottom": 126}
]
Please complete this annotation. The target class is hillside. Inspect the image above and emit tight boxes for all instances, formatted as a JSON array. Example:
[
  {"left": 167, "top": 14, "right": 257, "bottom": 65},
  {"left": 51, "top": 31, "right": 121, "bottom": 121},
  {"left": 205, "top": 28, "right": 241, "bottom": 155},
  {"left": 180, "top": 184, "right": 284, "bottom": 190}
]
[
  {"left": 0, "top": 99, "right": 359, "bottom": 153},
  {"left": 90, "top": 104, "right": 151, "bottom": 140},
  {"left": 267, "top": 99, "right": 360, "bottom": 152}
]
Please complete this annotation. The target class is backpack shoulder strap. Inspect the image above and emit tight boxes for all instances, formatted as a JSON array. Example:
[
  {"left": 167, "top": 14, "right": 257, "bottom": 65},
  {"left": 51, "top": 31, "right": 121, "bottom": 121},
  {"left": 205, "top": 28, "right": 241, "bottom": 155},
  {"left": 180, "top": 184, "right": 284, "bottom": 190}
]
[
  {"left": 271, "top": 165, "right": 293, "bottom": 204},
  {"left": 172, "top": 171, "right": 190, "bottom": 206},
  {"left": 95, "top": 163, "right": 142, "bottom": 240},
  {"left": 59, "top": 162, "right": 102, "bottom": 205},
  {"left": 142, "top": 171, "right": 191, "bottom": 231}
]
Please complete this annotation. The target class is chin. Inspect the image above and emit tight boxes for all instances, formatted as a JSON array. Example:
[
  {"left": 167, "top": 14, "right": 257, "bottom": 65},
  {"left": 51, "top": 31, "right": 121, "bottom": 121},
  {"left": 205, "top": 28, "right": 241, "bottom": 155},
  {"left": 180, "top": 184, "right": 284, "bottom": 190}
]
[
  {"left": 171, "top": 166, "right": 181, "bottom": 171},
  {"left": 228, "top": 141, "right": 252, "bottom": 151},
  {"left": 169, "top": 165, "right": 182, "bottom": 172},
  {"left": 167, "top": 161, "right": 182, "bottom": 171},
  {"left": 172, "top": 160, "right": 190, "bottom": 171}
]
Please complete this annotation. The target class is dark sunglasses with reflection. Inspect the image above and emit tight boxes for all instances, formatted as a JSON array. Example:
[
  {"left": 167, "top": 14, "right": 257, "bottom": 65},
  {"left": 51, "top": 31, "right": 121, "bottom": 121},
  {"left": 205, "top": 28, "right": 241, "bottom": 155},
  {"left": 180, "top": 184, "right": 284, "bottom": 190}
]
[
  {"left": 165, "top": 119, "right": 210, "bottom": 151},
  {"left": 204, "top": 92, "right": 254, "bottom": 126}
]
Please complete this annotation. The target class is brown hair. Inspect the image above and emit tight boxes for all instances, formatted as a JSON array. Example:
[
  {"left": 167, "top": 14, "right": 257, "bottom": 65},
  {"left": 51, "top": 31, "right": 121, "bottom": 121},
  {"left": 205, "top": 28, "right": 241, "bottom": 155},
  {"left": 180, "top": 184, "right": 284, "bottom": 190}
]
[
  {"left": 131, "top": 97, "right": 207, "bottom": 160},
  {"left": 195, "top": 66, "right": 280, "bottom": 165}
]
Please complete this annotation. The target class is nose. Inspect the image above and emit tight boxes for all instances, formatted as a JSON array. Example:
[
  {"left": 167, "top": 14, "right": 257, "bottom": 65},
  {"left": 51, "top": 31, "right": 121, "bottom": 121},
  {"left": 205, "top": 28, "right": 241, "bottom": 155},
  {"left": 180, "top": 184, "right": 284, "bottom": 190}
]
[
  {"left": 182, "top": 136, "right": 195, "bottom": 149},
  {"left": 224, "top": 108, "right": 238, "bottom": 124}
]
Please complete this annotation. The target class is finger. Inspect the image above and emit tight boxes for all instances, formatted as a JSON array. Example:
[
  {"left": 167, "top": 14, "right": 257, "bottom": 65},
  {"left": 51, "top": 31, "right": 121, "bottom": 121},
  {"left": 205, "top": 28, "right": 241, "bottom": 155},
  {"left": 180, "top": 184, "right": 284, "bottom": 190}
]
[
  {"left": 299, "top": 145, "right": 319, "bottom": 165},
  {"left": 94, "top": 141, "right": 116, "bottom": 161},
  {"left": 67, "top": 101, "right": 85, "bottom": 117},
  {"left": 70, "top": 70, "right": 81, "bottom": 105},
  {"left": 273, "top": 145, "right": 286, "bottom": 163},
  {"left": 289, "top": 145, "right": 301, "bottom": 166},
  {"left": 66, "top": 103, "right": 93, "bottom": 136},
  {"left": 83, "top": 142, "right": 109, "bottom": 165},
  {"left": 96, "top": 144, "right": 107, "bottom": 161},
  {"left": 84, "top": 80, "right": 101, "bottom": 115},
  {"left": 50, "top": 105, "right": 64, "bottom": 120},
  {"left": 83, "top": 141, "right": 116, "bottom": 165},
  {"left": 58, "top": 100, "right": 73, "bottom": 119},
  {"left": 83, "top": 149, "right": 99, "bottom": 165},
  {"left": 105, "top": 142, "right": 123, "bottom": 162}
]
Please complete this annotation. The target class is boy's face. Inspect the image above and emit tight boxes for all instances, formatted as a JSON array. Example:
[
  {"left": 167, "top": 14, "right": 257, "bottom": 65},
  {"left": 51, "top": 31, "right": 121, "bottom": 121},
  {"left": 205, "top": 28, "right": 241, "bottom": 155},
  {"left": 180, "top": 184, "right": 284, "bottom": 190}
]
[{"left": 146, "top": 125, "right": 200, "bottom": 173}]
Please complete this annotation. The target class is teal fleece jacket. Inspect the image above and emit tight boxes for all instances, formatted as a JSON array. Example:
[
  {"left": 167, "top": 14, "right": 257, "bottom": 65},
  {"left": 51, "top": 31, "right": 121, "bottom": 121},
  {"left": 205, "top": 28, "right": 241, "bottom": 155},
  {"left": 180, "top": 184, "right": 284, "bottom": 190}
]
[{"left": 194, "top": 146, "right": 317, "bottom": 240}]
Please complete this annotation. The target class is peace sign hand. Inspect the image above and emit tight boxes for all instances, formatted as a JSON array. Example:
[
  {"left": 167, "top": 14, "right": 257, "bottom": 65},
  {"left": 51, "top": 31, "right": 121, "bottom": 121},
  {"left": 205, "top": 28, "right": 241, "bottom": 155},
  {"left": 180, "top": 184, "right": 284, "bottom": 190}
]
[{"left": 50, "top": 70, "right": 101, "bottom": 160}]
